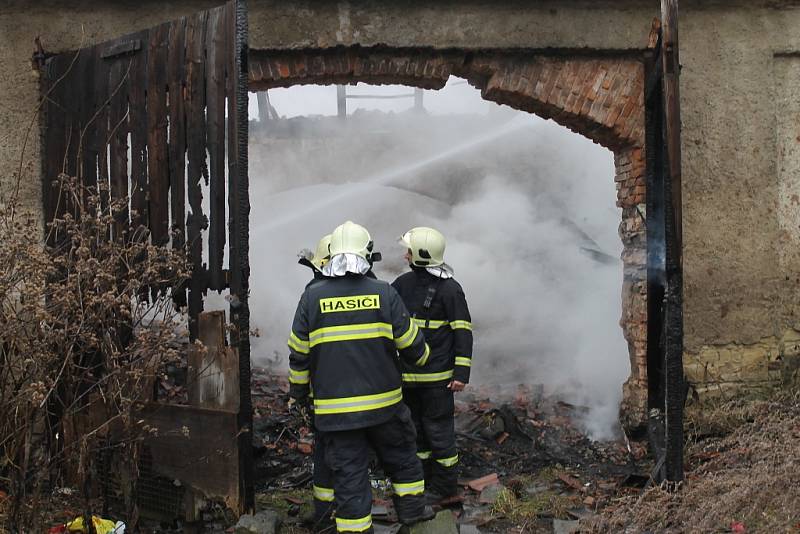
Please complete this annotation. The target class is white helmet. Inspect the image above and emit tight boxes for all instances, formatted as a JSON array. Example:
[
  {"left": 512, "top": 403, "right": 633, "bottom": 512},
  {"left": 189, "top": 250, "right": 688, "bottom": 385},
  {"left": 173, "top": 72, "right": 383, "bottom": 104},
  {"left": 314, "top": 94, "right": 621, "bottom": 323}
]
[
  {"left": 329, "top": 221, "right": 373, "bottom": 260},
  {"left": 311, "top": 234, "right": 332, "bottom": 270},
  {"left": 400, "top": 226, "right": 446, "bottom": 267}
]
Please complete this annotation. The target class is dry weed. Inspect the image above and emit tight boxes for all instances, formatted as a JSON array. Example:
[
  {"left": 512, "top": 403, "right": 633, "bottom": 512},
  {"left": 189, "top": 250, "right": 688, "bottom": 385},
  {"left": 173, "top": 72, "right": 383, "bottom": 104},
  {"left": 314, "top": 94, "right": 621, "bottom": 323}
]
[{"left": 587, "top": 389, "right": 800, "bottom": 533}]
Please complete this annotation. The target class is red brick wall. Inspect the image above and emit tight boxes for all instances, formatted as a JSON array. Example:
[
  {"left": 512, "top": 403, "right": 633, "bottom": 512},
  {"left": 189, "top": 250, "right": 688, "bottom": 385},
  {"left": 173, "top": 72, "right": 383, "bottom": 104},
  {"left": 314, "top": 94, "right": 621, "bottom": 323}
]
[{"left": 249, "top": 48, "right": 649, "bottom": 425}]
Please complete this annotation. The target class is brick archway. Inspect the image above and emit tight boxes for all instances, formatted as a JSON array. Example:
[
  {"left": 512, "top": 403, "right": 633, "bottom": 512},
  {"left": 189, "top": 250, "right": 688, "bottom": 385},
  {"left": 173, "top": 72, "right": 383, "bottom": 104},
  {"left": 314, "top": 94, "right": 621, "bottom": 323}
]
[{"left": 249, "top": 47, "right": 648, "bottom": 426}]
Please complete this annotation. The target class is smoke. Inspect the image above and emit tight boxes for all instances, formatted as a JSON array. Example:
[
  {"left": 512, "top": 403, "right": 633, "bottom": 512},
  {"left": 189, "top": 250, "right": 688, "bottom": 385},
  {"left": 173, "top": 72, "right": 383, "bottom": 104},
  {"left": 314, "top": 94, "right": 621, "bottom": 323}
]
[{"left": 210, "top": 84, "right": 629, "bottom": 439}]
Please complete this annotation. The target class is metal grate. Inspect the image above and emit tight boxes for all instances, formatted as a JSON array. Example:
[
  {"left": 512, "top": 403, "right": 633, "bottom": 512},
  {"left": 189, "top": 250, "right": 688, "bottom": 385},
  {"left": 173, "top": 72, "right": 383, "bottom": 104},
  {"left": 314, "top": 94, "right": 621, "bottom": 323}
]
[{"left": 135, "top": 447, "right": 185, "bottom": 520}]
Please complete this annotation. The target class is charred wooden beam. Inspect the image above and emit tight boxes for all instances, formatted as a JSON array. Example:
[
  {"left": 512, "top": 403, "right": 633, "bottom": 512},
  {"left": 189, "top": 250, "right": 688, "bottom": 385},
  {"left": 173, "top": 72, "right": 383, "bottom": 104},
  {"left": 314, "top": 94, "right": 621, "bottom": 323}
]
[
  {"left": 185, "top": 12, "right": 209, "bottom": 339},
  {"left": 167, "top": 18, "right": 188, "bottom": 306},
  {"left": 229, "top": 0, "right": 254, "bottom": 513},
  {"left": 661, "top": 0, "right": 685, "bottom": 484},
  {"left": 146, "top": 23, "right": 171, "bottom": 249}
]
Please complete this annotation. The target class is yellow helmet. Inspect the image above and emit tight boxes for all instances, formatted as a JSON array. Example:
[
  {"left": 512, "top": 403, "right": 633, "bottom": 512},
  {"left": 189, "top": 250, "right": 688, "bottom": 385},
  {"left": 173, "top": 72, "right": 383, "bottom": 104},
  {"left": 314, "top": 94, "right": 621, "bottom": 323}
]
[
  {"left": 329, "top": 221, "right": 373, "bottom": 260},
  {"left": 400, "top": 226, "right": 446, "bottom": 267},
  {"left": 311, "top": 234, "right": 332, "bottom": 270}
]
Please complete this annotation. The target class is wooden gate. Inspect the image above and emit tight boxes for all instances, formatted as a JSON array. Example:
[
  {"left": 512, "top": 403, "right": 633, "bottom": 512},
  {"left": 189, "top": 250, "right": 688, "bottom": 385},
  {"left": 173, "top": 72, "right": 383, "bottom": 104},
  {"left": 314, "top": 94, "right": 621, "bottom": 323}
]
[
  {"left": 40, "top": 0, "right": 253, "bottom": 510},
  {"left": 645, "top": 0, "right": 684, "bottom": 483}
]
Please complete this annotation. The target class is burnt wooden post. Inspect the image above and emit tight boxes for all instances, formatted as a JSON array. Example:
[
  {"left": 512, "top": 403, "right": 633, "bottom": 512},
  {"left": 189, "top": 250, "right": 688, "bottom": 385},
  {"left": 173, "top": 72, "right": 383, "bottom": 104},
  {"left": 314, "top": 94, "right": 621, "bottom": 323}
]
[
  {"left": 661, "top": 0, "right": 684, "bottom": 483},
  {"left": 644, "top": 18, "right": 667, "bottom": 478},
  {"left": 229, "top": 0, "right": 254, "bottom": 512}
]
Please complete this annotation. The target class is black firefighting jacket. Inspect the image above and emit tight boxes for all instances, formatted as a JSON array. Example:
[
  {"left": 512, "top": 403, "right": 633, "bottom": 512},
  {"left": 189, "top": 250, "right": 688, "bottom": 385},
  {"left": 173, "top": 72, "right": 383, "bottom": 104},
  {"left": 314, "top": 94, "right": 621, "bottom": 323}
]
[
  {"left": 392, "top": 267, "right": 473, "bottom": 387},
  {"left": 288, "top": 274, "right": 430, "bottom": 432}
]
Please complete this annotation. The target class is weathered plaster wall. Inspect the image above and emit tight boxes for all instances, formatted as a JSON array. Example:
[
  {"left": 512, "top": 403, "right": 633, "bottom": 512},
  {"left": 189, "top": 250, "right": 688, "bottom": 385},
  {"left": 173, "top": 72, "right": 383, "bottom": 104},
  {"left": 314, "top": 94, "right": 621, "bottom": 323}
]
[{"left": 2, "top": 0, "right": 800, "bottom": 395}]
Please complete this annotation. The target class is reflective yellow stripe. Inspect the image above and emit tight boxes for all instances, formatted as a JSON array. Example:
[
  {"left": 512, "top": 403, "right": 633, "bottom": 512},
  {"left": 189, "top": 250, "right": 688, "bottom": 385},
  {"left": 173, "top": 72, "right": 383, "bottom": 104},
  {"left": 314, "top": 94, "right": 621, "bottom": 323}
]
[
  {"left": 450, "top": 320, "right": 473, "bottom": 331},
  {"left": 314, "top": 388, "right": 403, "bottom": 415},
  {"left": 393, "top": 479, "right": 425, "bottom": 496},
  {"left": 313, "top": 485, "right": 335, "bottom": 502},
  {"left": 436, "top": 454, "right": 459, "bottom": 467},
  {"left": 289, "top": 368, "right": 309, "bottom": 384},
  {"left": 336, "top": 514, "right": 372, "bottom": 532},
  {"left": 309, "top": 322, "right": 393, "bottom": 347},
  {"left": 412, "top": 318, "right": 449, "bottom": 329},
  {"left": 288, "top": 332, "right": 310, "bottom": 354},
  {"left": 415, "top": 344, "right": 430, "bottom": 366},
  {"left": 416, "top": 450, "right": 432, "bottom": 460},
  {"left": 395, "top": 321, "right": 419, "bottom": 350},
  {"left": 401, "top": 369, "right": 454, "bottom": 383},
  {"left": 454, "top": 357, "right": 471, "bottom": 367}
]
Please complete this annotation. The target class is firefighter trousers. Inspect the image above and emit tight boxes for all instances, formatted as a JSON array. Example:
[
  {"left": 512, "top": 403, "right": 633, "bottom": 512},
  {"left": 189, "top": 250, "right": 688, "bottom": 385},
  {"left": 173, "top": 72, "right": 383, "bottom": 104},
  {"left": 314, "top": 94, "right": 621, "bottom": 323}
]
[
  {"left": 323, "top": 403, "right": 426, "bottom": 533},
  {"left": 403, "top": 386, "right": 458, "bottom": 497},
  {"left": 312, "top": 429, "right": 336, "bottom": 525}
]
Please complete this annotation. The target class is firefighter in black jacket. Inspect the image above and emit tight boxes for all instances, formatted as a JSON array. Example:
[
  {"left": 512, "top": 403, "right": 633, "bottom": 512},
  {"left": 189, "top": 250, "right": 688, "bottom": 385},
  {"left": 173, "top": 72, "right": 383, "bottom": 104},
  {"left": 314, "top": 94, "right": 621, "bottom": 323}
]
[
  {"left": 297, "top": 234, "right": 337, "bottom": 531},
  {"left": 392, "top": 227, "right": 473, "bottom": 503},
  {"left": 288, "top": 221, "right": 435, "bottom": 533}
]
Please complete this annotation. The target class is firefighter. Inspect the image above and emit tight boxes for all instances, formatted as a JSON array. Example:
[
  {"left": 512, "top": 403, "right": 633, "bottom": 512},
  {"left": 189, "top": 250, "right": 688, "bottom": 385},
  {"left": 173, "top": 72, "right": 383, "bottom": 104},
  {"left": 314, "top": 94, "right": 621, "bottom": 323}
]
[
  {"left": 392, "top": 227, "right": 473, "bottom": 504},
  {"left": 288, "top": 221, "right": 435, "bottom": 533},
  {"left": 297, "top": 234, "right": 337, "bottom": 532},
  {"left": 298, "top": 232, "right": 333, "bottom": 281}
]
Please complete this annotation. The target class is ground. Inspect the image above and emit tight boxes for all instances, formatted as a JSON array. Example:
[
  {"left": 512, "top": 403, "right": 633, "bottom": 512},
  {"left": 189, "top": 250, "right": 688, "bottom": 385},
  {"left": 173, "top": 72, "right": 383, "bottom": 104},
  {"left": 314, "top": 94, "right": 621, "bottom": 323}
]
[
  {"left": 251, "top": 372, "right": 800, "bottom": 533},
  {"left": 588, "top": 389, "right": 800, "bottom": 533},
  {"left": 4, "top": 373, "right": 798, "bottom": 533}
]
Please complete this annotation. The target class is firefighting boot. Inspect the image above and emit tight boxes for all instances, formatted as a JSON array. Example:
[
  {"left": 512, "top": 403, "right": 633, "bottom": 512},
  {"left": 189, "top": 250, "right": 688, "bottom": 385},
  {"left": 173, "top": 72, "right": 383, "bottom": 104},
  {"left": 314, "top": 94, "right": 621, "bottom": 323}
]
[
  {"left": 301, "top": 501, "right": 335, "bottom": 533},
  {"left": 393, "top": 494, "right": 436, "bottom": 526}
]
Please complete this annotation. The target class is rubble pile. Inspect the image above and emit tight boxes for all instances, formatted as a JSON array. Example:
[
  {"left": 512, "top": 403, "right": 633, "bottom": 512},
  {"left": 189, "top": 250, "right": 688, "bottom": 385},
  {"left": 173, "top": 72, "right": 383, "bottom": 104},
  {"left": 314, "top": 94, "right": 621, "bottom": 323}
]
[
  {"left": 251, "top": 370, "right": 654, "bottom": 533},
  {"left": 252, "top": 367, "right": 315, "bottom": 492}
]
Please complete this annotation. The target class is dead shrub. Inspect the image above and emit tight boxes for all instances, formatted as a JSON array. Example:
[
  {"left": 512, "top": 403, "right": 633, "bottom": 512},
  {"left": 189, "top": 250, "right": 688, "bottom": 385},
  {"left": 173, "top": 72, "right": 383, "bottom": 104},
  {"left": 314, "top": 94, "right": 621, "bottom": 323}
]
[{"left": 0, "top": 175, "right": 190, "bottom": 531}]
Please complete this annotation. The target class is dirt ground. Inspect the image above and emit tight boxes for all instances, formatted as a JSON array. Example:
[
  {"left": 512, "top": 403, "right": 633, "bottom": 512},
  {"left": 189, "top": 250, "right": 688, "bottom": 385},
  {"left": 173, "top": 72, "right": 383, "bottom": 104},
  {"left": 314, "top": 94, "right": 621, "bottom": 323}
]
[
  {"left": 252, "top": 373, "right": 800, "bottom": 533},
  {"left": 4, "top": 374, "right": 798, "bottom": 533}
]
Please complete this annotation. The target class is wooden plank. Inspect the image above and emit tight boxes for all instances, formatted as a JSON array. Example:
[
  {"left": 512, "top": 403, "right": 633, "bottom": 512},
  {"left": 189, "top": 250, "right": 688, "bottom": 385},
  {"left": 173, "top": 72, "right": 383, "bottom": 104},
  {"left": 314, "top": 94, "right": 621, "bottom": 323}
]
[
  {"left": 188, "top": 311, "right": 240, "bottom": 411},
  {"left": 108, "top": 55, "right": 131, "bottom": 242},
  {"left": 167, "top": 18, "right": 188, "bottom": 307},
  {"left": 64, "top": 50, "right": 91, "bottom": 221},
  {"left": 101, "top": 38, "right": 142, "bottom": 59},
  {"left": 206, "top": 8, "right": 227, "bottom": 291},
  {"left": 185, "top": 10, "right": 209, "bottom": 339},
  {"left": 79, "top": 45, "right": 99, "bottom": 218},
  {"left": 147, "top": 23, "right": 171, "bottom": 247},
  {"left": 93, "top": 45, "right": 112, "bottom": 240},
  {"left": 42, "top": 54, "right": 69, "bottom": 245},
  {"left": 129, "top": 30, "right": 150, "bottom": 235}
]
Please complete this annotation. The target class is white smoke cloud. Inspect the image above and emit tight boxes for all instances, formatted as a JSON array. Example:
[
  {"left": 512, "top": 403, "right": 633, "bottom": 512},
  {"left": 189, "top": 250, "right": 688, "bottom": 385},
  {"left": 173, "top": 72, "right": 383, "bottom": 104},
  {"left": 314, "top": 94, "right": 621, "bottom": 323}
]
[{"left": 212, "top": 85, "right": 629, "bottom": 439}]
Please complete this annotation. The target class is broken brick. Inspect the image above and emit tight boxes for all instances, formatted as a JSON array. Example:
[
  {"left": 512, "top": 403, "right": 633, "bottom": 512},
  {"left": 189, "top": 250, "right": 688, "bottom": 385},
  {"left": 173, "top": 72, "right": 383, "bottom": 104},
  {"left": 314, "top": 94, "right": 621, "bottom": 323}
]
[{"left": 466, "top": 473, "right": 499, "bottom": 492}]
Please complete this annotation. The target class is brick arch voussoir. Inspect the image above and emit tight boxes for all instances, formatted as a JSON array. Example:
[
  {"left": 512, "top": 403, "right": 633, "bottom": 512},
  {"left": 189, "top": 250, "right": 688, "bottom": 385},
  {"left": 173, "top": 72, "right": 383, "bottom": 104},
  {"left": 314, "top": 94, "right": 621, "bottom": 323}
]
[
  {"left": 248, "top": 48, "right": 456, "bottom": 91},
  {"left": 456, "top": 55, "right": 645, "bottom": 153}
]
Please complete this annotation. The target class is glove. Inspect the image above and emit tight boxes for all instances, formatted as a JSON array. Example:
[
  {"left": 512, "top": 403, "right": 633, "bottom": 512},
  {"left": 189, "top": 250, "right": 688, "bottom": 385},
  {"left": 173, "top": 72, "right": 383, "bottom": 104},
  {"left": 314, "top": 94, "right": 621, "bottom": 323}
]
[{"left": 288, "top": 395, "right": 311, "bottom": 425}]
